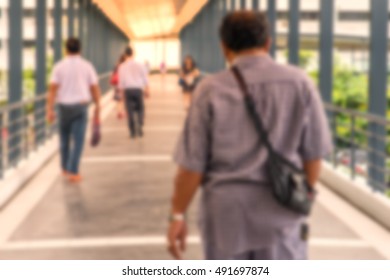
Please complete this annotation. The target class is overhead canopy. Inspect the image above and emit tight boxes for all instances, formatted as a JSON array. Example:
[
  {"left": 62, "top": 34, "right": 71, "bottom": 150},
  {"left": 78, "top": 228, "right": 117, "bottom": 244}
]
[{"left": 92, "top": 0, "right": 208, "bottom": 40}]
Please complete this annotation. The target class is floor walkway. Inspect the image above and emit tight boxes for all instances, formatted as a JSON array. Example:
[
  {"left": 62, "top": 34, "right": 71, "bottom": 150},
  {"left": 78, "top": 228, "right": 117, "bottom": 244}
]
[{"left": 0, "top": 76, "right": 387, "bottom": 260}]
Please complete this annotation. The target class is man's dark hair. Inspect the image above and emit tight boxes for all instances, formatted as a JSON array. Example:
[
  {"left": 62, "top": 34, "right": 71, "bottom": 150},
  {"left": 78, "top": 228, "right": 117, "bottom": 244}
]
[
  {"left": 125, "top": 47, "right": 133, "bottom": 56},
  {"left": 66, "top": 38, "right": 81, "bottom": 54},
  {"left": 219, "top": 11, "right": 270, "bottom": 52}
]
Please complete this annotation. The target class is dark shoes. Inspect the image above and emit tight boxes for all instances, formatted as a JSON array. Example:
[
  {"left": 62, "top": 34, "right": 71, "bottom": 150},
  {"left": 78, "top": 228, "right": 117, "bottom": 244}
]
[{"left": 130, "top": 127, "right": 144, "bottom": 139}]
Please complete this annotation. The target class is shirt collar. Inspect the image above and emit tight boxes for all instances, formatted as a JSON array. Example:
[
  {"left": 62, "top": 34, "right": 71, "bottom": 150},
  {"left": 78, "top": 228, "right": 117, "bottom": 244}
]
[
  {"left": 232, "top": 53, "right": 272, "bottom": 68},
  {"left": 66, "top": 54, "right": 81, "bottom": 59}
]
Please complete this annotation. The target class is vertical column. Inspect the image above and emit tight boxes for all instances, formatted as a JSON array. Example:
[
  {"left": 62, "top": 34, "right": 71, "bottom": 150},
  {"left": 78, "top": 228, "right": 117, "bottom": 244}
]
[
  {"left": 319, "top": 0, "right": 334, "bottom": 103},
  {"left": 252, "top": 0, "right": 260, "bottom": 10},
  {"left": 54, "top": 0, "right": 63, "bottom": 62},
  {"left": 230, "top": 0, "right": 236, "bottom": 10},
  {"left": 68, "top": 0, "right": 75, "bottom": 37},
  {"left": 240, "top": 0, "right": 246, "bottom": 9},
  {"left": 35, "top": 0, "right": 47, "bottom": 145},
  {"left": 288, "top": 0, "right": 300, "bottom": 65},
  {"left": 193, "top": 13, "right": 201, "bottom": 65},
  {"left": 210, "top": 0, "right": 225, "bottom": 72},
  {"left": 187, "top": 23, "right": 194, "bottom": 61},
  {"left": 94, "top": 7, "right": 101, "bottom": 73},
  {"left": 8, "top": 0, "right": 23, "bottom": 164},
  {"left": 86, "top": 2, "right": 94, "bottom": 61},
  {"left": 267, "top": 0, "right": 276, "bottom": 57},
  {"left": 180, "top": 26, "right": 188, "bottom": 63},
  {"left": 78, "top": 0, "right": 85, "bottom": 43},
  {"left": 368, "top": 0, "right": 388, "bottom": 191},
  {"left": 103, "top": 16, "right": 110, "bottom": 73},
  {"left": 204, "top": 2, "right": 213, "bottom": 72}
]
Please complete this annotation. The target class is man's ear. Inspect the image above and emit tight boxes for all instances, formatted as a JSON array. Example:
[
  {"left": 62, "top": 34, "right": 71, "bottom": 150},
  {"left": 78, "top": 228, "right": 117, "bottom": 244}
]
[
  {"left": 264, "top": 37, "right": 272, "bottom": 53},
  {"left": 220, "top": 42, "right": 233, "bottom": 64}
]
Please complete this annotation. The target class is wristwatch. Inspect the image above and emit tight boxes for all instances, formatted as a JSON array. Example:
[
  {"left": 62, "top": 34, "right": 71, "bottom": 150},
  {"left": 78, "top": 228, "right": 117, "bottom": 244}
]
[{"left": 169, "top": 213, "right": 186, "bottom": 222}]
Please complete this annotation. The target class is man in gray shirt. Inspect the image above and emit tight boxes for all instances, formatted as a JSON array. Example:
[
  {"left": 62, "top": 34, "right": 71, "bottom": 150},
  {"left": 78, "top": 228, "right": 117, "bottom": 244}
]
[{"left": 167, "top": 11, "right": 332, "bottom": 260}]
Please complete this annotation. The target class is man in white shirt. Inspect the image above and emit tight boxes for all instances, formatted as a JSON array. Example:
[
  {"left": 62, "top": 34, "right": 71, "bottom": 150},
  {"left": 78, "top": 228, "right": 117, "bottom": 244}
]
[
  {"left": 46, "top": 38, "right": 101, "bottom": 184},
  {"left": 118, "top": 47, "right": 150, "bottom": 138}
]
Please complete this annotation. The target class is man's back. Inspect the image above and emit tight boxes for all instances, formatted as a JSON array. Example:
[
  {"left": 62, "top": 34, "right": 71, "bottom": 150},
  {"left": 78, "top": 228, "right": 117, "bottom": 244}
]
[
  {"left": 118, "top": 59, "right": 148, "bottom": 90},
  {"left": 175, "top": 54, "right": 331, "bottom": 188},
  {"left": 51, "top": 56, "right": 98, "bottom": 105}
]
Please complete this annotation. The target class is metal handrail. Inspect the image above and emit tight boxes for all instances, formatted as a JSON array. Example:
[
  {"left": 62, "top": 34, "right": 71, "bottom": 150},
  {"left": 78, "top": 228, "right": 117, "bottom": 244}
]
[
  {"left": 0, "top": 72, "right": 112, "bottom": 179},
  {"left": 324, "top": 102, "right": 389, "bottom": 193},
  {"left": 324, "top": 103, "right": 390, "bottom": 126},
  {"left": 0, "top": 72, "right": 112, "bottom": 114}
]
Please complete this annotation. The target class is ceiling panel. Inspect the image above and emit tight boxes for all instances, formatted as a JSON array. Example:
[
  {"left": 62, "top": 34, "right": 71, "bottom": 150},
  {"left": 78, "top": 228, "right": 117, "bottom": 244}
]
[{"left": 93, "top": 0, "right": 208, "bottom": 40}]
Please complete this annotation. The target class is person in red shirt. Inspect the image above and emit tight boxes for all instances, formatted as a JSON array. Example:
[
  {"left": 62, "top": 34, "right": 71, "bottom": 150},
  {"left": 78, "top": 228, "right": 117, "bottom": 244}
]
[{"left": 111, "top": 54, "right": 127, "bottom": 119}]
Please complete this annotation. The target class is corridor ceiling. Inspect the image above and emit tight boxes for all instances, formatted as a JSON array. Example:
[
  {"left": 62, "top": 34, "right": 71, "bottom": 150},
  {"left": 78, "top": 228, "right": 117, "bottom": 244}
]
[{"left": 92, "top": 0, "right": 208, "bottom": 40}]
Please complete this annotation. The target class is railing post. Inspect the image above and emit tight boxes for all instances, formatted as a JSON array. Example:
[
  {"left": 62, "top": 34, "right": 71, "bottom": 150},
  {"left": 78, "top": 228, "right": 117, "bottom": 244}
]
[
  {"left": 350, "top": 116, "right": 356, "bottom": 179},
  {"left": 213, "top": 0, "right": 227, "bottom": 71},
  {"left": 0, "top": 113, "right": 3, "bottom": 179},
  {"left": 368, "top": 0, "right": 388, "bottom": 192},
  {"left": 8, "top": 0, "right": 23, "bottom": 166},
  {"left": 89, "top": 2, "right": 96, "bottom": 62},
  {"left": 229, "top": 0, "right": 234, "bottom": 10},
  {"left": 35, "top": 0, "right": 47, "bottom": 147},
  {"left": 288, "top": 0, "right": 300, "bottom": 65},
  {"left": 68, "top": 0, "right": 75, "bottom": 37},
  {"left": 54, "top": 0, "right": 63, "bottom": 63},
  {"left": 78, "top": 0, "right": 85, "bottom": 42},
  {"left": 203, "top": 1, "right": 212, "bottom": 73},
  {"left": 319, "top": 0, "right": 334, "bottom": 103},
  {"left": 267, "top": 0, "right": 276, "bottom": 58}
]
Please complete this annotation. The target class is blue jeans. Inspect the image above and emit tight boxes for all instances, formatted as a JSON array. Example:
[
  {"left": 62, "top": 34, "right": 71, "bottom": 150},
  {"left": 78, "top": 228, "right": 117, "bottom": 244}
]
[
  {"left": 124, "top": 89, "right": 144, "bottom": 137},
  {"left": 58, "top": 104, "right": 88, "bottom": 174}
]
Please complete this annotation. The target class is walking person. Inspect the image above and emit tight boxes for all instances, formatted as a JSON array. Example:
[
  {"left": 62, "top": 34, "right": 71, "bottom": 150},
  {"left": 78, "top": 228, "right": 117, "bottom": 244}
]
[
  {"left": 167, "top": 11, "right": 332, "bottom": 260},
  {"left": 179, "top": 55, "right": 201, "bottom": 109},
  {"left": 46, "top": 38, "right": 101, "bottom": 184},
  {"left": 118, "top": 47, "right": 150, "bottom": 138},
  {"left": 111, "top": 54, "right": 127, "bottom": 119}
]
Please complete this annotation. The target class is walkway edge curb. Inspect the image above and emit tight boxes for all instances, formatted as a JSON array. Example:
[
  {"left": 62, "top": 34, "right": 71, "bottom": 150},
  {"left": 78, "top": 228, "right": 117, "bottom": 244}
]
[
  {"left": 320, "top": 162, "right": 390, "bottom": 231},
  {"left": 0, "top": 91, "right": 115, "bottom": 211}
]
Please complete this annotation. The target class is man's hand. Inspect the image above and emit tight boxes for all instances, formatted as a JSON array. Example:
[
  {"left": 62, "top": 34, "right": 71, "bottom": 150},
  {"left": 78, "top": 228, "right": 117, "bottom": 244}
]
[
  {"left": 167, "top": 220, "right": 187, "bottom": 260},
  {"left": 46, "top": 109, "right": 56, "bottom": 124},
  {"left": 93, "top": 107, "right": 101, "bottom": 124}
]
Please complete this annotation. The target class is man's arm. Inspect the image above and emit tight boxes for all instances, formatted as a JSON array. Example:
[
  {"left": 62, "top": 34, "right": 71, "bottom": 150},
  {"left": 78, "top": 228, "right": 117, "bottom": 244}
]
[
  {"left": 168, "top": 167, "right": 203, "bottom": 260},
  {"left": 46, "top": 84, "right": 58, "bottom": 123},
  {"left": 303, "top": 159, "right": 322, "bottom": 187},
  {"left": 142, "top": 65, "right": 150, "bottom": 98},
  {"left": 90, "top": 84, "right": 101, "bottom": 123},
  {"left": 171, "top": 167, "right": 203, "bottom": 214},
  {"left": 143, "top": 85, "right": 150, "bottom": 98}
]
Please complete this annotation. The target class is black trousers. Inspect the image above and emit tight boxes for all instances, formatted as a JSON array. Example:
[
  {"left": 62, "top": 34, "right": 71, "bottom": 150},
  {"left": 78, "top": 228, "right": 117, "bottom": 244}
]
[{"left": 124, "top": 89, "right": 144, "bottom": 137}]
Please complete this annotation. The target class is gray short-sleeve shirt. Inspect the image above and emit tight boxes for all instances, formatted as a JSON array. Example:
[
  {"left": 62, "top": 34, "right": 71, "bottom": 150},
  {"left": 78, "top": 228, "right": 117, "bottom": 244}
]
[{"left": 174, "top": 55, "right": 332, "bottom": 259}]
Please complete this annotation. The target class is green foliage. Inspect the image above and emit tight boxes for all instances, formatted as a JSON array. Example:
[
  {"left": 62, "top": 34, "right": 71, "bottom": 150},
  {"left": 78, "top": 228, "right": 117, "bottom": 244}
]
[
  {"left": 23, "top": 68, "right": 36, "bottom": 99},
  {"left": 295, "top": 51, "right": 390, "bottom": 186},
  {"left": 332, "top": 63, "right": 368, "bottom": 111},
  {"left": 299, "top": 50, "right": 314, "bottom": 69}
]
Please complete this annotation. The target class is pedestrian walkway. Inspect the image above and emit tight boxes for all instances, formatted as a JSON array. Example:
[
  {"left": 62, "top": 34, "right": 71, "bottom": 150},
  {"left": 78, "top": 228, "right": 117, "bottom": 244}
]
[{"left": 0, "top": 76, "right": 388, "bottom": 260}]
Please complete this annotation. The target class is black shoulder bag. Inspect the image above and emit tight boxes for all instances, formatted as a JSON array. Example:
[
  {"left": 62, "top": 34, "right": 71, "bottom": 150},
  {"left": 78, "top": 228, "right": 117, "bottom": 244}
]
[{"left": 231, "top": 66, "right": 315, "bottom": 215}]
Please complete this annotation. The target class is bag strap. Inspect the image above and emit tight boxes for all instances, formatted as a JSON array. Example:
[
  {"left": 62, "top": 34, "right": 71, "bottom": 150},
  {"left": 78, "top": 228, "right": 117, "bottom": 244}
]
[
  {"left": 231, "top": 66, "right": 303, "bottom": 173},
  {"left": 231, "top": 66, "right": 274, "bottom": 153}
]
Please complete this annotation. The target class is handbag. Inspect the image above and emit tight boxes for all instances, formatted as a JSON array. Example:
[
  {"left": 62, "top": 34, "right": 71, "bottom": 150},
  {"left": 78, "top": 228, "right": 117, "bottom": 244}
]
[
  {"left": 90, "top": 120, "right": 101, "bottom": 147},
  {"left": 110, "top": 71, "right": 119, "bottom": 86},
  {"left": 231, "top": 66, "right": 316, "bottom": 215}
]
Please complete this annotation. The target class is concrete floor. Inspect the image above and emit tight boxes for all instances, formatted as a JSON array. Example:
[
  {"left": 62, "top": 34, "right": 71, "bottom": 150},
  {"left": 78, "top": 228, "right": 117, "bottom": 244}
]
[{"left": 0, "top": 76, "right": 387, "bottom": 260}]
